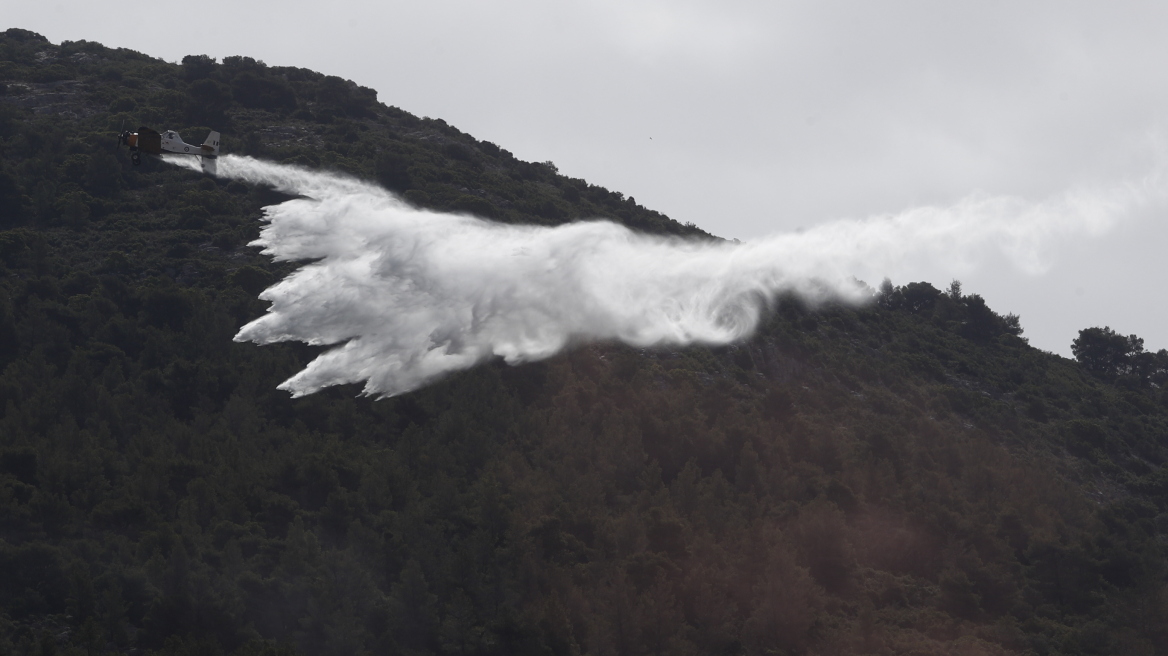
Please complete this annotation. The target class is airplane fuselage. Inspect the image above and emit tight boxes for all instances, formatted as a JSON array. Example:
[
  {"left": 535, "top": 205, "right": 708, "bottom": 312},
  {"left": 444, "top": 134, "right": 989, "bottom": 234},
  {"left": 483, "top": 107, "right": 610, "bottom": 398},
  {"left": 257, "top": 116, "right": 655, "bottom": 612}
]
[
  {"left": 160, "top": 130, "right": 218, "bottom": 159},
  {"left": 119, "top": 127, "right": 220, "bottom": 173}
]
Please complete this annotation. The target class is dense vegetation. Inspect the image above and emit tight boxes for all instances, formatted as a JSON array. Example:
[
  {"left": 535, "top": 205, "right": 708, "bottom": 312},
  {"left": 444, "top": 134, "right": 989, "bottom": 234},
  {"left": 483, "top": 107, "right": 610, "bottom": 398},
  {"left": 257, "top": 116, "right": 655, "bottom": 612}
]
[{"left": 1, "top": 27, "right": 1168, "bottom": 656}]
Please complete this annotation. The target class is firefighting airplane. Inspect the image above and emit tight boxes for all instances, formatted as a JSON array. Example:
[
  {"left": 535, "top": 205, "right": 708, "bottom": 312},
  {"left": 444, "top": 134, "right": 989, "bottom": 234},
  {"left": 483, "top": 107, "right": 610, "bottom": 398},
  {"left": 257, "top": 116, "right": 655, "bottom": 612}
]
[{"left": 118, "top": 126, "right": 219, "bottom": 174}]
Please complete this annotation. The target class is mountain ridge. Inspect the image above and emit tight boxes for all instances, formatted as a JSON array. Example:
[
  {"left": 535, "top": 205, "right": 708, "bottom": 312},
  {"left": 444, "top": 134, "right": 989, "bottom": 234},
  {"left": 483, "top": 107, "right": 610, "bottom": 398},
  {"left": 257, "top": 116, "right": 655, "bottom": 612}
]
[{"left": 0, "top": 27, "right": 1167, "bottom": 656}]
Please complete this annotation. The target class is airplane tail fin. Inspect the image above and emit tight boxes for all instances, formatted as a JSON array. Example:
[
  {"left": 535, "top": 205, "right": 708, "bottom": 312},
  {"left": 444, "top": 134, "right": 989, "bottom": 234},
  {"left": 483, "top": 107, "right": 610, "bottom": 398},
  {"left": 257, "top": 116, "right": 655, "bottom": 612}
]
[
  {"left": 201, "top": 157, "right": 218, "bottom": 176},
  {"left": 201, "top": 131, "right": 221, "bottom": 158}
]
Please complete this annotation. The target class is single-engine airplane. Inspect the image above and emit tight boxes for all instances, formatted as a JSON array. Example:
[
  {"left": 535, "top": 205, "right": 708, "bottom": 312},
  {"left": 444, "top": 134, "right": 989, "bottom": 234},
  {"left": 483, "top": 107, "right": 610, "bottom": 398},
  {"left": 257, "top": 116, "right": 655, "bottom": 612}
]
[{"left": 118, "top": 126, "right": 219, "bottom": 174}]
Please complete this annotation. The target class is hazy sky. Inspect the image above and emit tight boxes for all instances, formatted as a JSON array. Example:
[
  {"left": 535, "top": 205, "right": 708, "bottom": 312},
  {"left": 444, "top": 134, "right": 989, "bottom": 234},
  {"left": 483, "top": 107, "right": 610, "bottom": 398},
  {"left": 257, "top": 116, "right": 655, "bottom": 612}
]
[{"left": 8, "top": 1, "right": 1168, "bottom": 355}]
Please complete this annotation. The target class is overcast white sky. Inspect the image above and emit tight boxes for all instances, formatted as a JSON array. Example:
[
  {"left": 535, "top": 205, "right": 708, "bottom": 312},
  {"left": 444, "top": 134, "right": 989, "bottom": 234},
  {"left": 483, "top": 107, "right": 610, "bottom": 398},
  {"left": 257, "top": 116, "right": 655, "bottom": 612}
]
[{"left": 8, "top": 1, "right": 1168, "bottom": 356}]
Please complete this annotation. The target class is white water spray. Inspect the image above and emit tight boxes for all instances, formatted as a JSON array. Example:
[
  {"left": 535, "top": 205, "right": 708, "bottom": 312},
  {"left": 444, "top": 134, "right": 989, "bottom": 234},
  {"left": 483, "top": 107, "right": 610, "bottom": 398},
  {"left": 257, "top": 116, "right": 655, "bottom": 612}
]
[{"left": 166, "top": 154, "right": 1161, "bottom": 397}]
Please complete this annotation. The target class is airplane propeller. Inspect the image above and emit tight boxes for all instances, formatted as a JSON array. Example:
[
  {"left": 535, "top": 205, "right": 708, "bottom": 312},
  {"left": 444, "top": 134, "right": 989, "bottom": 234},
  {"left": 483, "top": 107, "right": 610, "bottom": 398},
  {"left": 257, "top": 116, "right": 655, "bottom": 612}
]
[{"left": 115, "top": 121, "right": 142, "bottom": 164}]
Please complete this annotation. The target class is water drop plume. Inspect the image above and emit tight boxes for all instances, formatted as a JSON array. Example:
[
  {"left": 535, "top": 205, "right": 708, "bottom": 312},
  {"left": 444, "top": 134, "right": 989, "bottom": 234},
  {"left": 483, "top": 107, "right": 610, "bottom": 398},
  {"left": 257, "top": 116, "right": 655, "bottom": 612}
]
[{"left": 165, "top": 154, "right": 1160, "bottom": 397}]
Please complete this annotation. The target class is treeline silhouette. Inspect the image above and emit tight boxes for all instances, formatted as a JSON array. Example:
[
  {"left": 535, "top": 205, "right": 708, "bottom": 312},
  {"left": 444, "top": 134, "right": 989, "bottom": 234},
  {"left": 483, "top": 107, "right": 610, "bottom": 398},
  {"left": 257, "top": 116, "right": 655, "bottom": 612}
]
[{"left": 1, "top": 28, "right": 1168, "bottom": 656}]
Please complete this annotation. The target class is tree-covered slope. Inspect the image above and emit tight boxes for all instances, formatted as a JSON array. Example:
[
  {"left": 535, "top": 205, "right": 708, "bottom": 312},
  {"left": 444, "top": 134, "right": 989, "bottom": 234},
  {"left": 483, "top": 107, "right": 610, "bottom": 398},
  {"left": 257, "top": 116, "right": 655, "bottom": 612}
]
[{"left": 1, "top": 28, "right": 1168, "bottom": 656}]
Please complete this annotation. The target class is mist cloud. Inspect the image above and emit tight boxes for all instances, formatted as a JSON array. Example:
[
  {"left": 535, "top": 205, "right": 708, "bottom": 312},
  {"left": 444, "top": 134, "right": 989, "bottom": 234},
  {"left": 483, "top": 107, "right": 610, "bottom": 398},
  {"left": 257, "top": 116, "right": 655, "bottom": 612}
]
[{"left": 167, "top": 155, "right": 1160, "bottom": 397}]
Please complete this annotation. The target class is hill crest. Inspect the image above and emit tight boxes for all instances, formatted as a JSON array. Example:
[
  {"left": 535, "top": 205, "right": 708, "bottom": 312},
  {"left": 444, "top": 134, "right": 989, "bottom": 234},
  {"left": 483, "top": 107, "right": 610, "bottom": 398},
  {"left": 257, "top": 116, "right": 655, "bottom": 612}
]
[{"left": 0, "top": 27, "right": 1167, "bottom": 656}]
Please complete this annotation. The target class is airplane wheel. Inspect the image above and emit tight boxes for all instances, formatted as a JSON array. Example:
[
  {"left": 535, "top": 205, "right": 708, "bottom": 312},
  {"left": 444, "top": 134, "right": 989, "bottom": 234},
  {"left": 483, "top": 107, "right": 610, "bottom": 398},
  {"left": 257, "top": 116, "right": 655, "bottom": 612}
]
[{"left": 131, "top": 152, "right": 141, "bottom": 166}]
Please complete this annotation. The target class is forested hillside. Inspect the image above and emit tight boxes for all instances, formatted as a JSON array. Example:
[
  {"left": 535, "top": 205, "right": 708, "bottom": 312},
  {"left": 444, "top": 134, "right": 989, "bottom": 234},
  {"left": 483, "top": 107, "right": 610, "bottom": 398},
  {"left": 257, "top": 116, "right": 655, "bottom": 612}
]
[{"left": 2, "top": 28, "right": 1168, "bottom": 656}]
